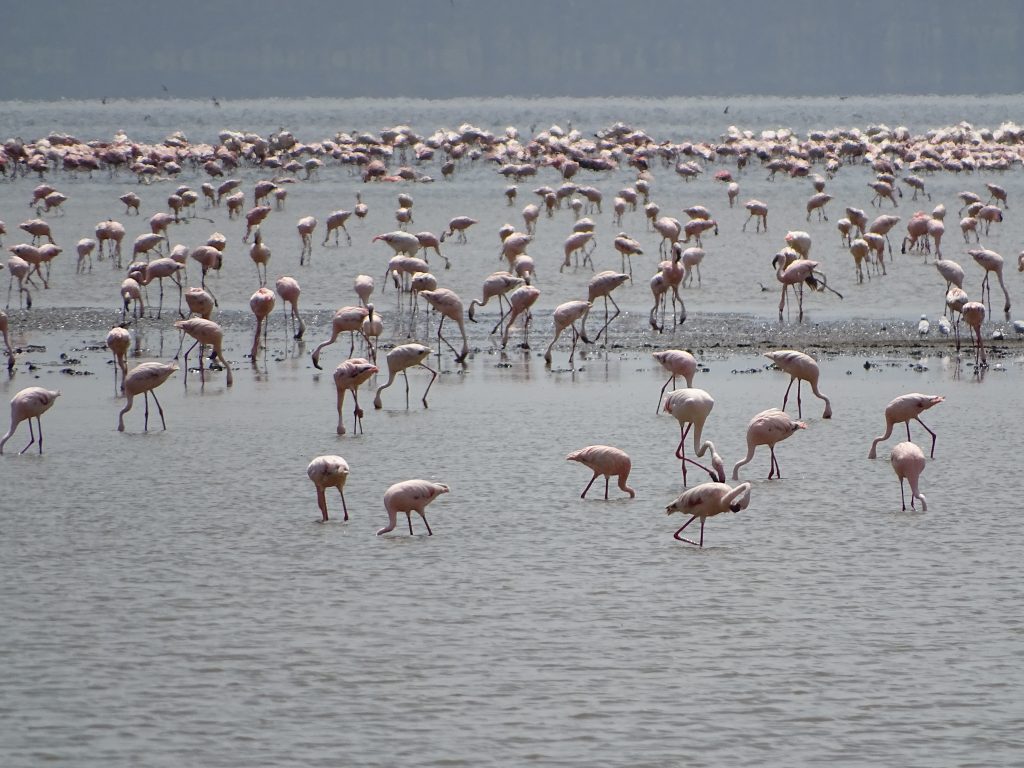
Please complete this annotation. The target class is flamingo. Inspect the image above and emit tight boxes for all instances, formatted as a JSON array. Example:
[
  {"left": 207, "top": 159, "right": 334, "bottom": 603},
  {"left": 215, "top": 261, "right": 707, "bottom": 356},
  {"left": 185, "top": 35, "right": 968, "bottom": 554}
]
[
  {"left": 249, "top": 287, "right": 276, "bottom": 360},
  {"left": 133, "top": 257, "right": 185, "bottom": 319},
  {"left": 361, "top": 303, "right": 383, "bottom": 362},
  {"left": 249, "top": 229, "right": 271, "bottom": 286},
  {"left": 442, "top": 216, "right": 477, "bottom": 243},
  {"left": 986, "top": 182, "right": 1008, "bottom": 208},
  {"left": 307, "top": 455, "right": 350, "bottom": 522},
  {"left": 373, "top": 343, "right": 437, "bottom": 409},
  {"left": 120, "top": 277, "right": 144, "bottom": 322},
  {"left": 353, "top": 274, "right": 375, "bottom": 306},
  {"left": 333, "top": 358, "right": 379, "bottom": 435},
  {"left": 763, "top": 350, "right": 832, "bottom": 418},
  {"left": 968, "top": 248, "right": 1011, "bottom": 316},
  {"left": 945, "top": 287, "right": 969, "bottom": 350},
  {"left": 467, "top": 272, "right": 524, "bottom": 333},
  {"left": 585, "top": 271, "right": 630, "bottom": 342},
  {"left": 184, "top": 287, "right": 215, "bottom": 320},
  {"left": 0, "top": 387, "right": 60, "bottom": 455},
  {"left": 322, "top": 210, "right": 353, "bottom": 246},
  {"left": 500, "top": 285, "right": 541, "bottom": 349},
  {"left": 117, "top": 362, "right": 178, "bottom": 432},
  {"left": 772, "top": 255, "right": 841, "bottom": 321},
  {"left": 731, "top": 408, "right": 806, "bottom": 480},
  {"left": 0, "top": 309, "right": 14, "bottom": 370},
  {"left": 665, "top": 481, "right": 752, "bottom": 547},
  {"left": 652, "top": 350, "right": 697, "bottom": 413},
  {"left": 419, "top": 288, "right": 469, "bottom": 362},
  {"left": 311, "top": 306, "right": 369, "bottom": 369},
  {"left": 75, "top": 238, "right": 96, "bottom": 273},
  {"left": 663, "top": 388, "right": 724, "bottom": 486},
  {"left": 565, "top": 445, "right": 636, "bottom": 499},
  {"left": 190, "top": 245, "right": 223, "bottom": 300},
  {"left": 806, "top": 192, "right": 832, "bottom": 221},
  {"left": 373, "top": 230, "right": 420, "bottom": 258},
  {"left": 543, "top": 300, "right": 591, "bottom": 366},
  {"left": 377, "top": 479, "right": 450, "bottom": 535},
  {"left": 612, "top": 233, "right": 642, "bottom": 278},
  {"left": 297, "top": 215, "right": 316, "bottom": 264},
  {"left": 274, "top": 276, "right": 305, "bottom": 340},
  {"left": 105, "top": 326, "right": 131, "bottom": 393},
  {"left": 868, "top": 393, "right": 944, "bottom": 459},
  {"left": 849, "top": 238, "right": 871, "bottom": 283},
  {"left": 561, "top": 231, "right": 595, "bottom": 272},
  {"left": 415, "top": 232, "right": 450, "bottom": 269},
  {"left": 960, "top": 301, "right": 987, "bottom": 366},
  {"left": 174, "top": 318, "right": 233, "bottom": 386},
  {"left": 243, "top": 205, "right": 272, "bottom": 242},
  {"left": 890, "top": 442, "right": 927, "bottom": 511},
  {"left": 743, "top": 200, "right": 768, "bottom": 232}
]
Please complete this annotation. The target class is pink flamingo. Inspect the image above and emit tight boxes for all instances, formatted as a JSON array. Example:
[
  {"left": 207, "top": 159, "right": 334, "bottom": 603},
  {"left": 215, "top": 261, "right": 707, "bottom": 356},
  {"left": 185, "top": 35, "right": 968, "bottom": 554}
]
[
  {"left": 249, "top": 287, "right": 276, "bottom": 360},
  {"left": 132, "top": 233, "right": 165, "bottom": 261},
  {"left": 565, "top": 445, "right": 636, "bottom": 499},
  {"left": 868, "top": 393, "right": 944, "bottom": 459},
  {"left": 500, "top": 284, "right": 541, "bottom": 349},
  {"left": 361, "top": 303, "right": 383, "bottom": 362},
  {"left": 106, "top": 326, "right": 131, "bottom": 393},
  {"left": 174, "top": 318, "right": 233, "bottom": 386},
  {"left": 960, "top": 301, "right": 987, "bottom": 366},
  {"left": 96, "top": 219, "right": 125, "bottom": 264},
  {"left": 249, "top": 229, "right": 271, "bottom": 286},
  {"left": 322, "top": 210, "right": 353, "bottom": 246},
  {"left": 443, "top": 216, "right": 477, "bottom": 243},
  {"left": 373, "top": 343, "right": 437, "bottom": 409},
  {"left": 849, "top": 238, "right": 871, "bottom": 283},
  {"left": 10, "top": 245, "right": 47, "bottom": 289},
  {"left": 544, "top": 300, "right": 591, "bottom": 365},
  {"left": 297, "top": 215, "right": 316, "bottom": 264},
  {"left": 744, "top": 200, "right": 768, "bottom": 232},
  {"left": 418, "top": 288, "right": 469, "bottom": 363},
  {"left": 120, "top": 277, "right": 144, "bottom": 322},
  {"left": 890, "top": 442, "right": 927, "bottom": 511},
  {"left": 652, "top": 349, "right": 697, "bottom": 412},
  {"left": 665, "top": 481, "right": 752, "bottom": 547},
  {"left": 763, "top": 350, "right": 832, "bottom": 418},
  {"left": 311, "top": 306, "right": 369, "bottom": 369},
  {"left": 75, "top": 238, "right": 96, "bottom": 274},
  {"left": 586, "top": 271, "right": 630, "bottom": 342},
  {"left": 134, "top": 257, "right": 185, "bottom": 319},
  {"left": 612, "top": 233, "right": 642, "bottom": 278},
  {"left": 373, "top": 230, "right": 420, "bottom": 258},
  {"left": 307, "top": 455, "right": 350, "bottom": 522},
  {"left": 561, "top": 231, "right": 595, "bottom": 272},
  {"left": 663, "top": 388, "right": 724, "bottom": 486},
  {"left": 772, "top": 255, "right": 841, "bottom": 321},
  {"left": 354, "top": 274, "right": 375, "bottom": 306},
  {"left": 653, "top": 216, "right": 683, "bottom": 254},
  {"left": 274, "top": 276, "right": 305, "bottom": 340},
  {"left": 117, "top": 362, "right": 178, "bottom": 431},
  {"left": 184, "top": 287, "right": 215, "bottom": 320},
  {"left": 0, "top": 387, "right": 60, "bottom": 454},
  {"left": 243, "top": 205, "right": 272, "bottom": 242},
  {"left": 377, "top": 479, "right": 450, "bottom": 535},
  {"left": 968, "top": 248, "right": 1011, "bottom": 316},
  {"left": 333, "top": 357, "right": 379, "bottom": 435},
  {"left": 467, "top": 272, "right": 524, "bottom": 333},
  {"left": 19, "top": 219, "right": 54, "bottom": 245},
  {"left": 731, "top": 408, "right": 806, "bottom": 480},
  {"left": 986, "top": 182, "right": 1008, "bottom": 208},
  {"left": 0, "top": 309, "right": 14, "bottom": 370}
]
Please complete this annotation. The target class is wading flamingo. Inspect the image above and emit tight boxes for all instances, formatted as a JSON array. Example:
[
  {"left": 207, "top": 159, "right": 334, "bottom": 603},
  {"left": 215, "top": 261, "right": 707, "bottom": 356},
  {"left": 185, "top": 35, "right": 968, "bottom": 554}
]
[
  {"left": 665, "top": 481, "right": 751, "bottom": 547},
  {"left": 585, "top": 271, "right": 630, "bottom": 342},
  {"left": 960, "top": 301, "right": 987, "bottom": 366},
  {"left": 543, "top": 300, "right": 591, "bottom": 366},
  {"left": 418, "top": 288, "right": 469, "bottom": 363},
  {"left": 249, "top": 287, "right": 276, "bottom": 359},
  {"left": 311, "top": 306, "right": 369, "bottom": 369},
  {"left": 763, "top": 350, "right": 832, "bottom": 418},
  {"left": 890, "top": 442, "right": 927, "bottom": 512},
  {"left": 731, "top": 408, "right": 806, "bottom": 480},
  {"left": 968, "top": 248, "right": 1011, "bottom": 316},
  {"left": 500, "top": 284, "right": 541, "bottom": 349},
  {"left": 565, "top": 444, "right": 636, "bottom": 499},
  {"left": 868, "top": 393, "right": 944, "bottom": 459},
  {"left": 663, "top": 388, "right": 725, "bottom": 486},
  {"left": 652, "top": 349, "right": 697, "bottom": 413},
  {"left": 373, "top": 343, "right": 437, "bottom": 409},
  {"left": 0, "top": 309, "right": 14, "bottom": 370},
  {"left": 105, "top": 326, "right": 131, "bottom": 393},
  {"left": 117, "top": 362, "right": 178, "bottom": 432},
  {"left": 274, "top": 276, "right": 305, "bottom": 340},
  {"left": 307, "top": 455, "right": 350, "bottom": 522},
  {"left": 377, "top": 479, "right": 450, "bottom": 535},
  {"left": 0, "top": 387, "right": 60, "bottom": 454},
  {"left": 334, "top": 357, "right": 379, "bottom": 435},
  {"left": 174, "top": 318, "right": 233, "bottom": 386}
]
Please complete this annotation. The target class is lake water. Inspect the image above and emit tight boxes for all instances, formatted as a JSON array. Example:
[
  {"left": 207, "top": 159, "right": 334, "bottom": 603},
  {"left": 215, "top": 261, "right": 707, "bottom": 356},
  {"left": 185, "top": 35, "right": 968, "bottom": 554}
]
[{"left": 1, "top": 95, "right": 1023, "bottom": 767}]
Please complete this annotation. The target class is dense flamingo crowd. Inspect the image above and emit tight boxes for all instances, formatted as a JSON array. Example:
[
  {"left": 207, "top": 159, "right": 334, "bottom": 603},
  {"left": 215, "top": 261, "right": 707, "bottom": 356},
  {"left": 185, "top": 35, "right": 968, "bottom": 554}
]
[{"left": 2, "top": 117, "right": 1021, "bottom": 539}]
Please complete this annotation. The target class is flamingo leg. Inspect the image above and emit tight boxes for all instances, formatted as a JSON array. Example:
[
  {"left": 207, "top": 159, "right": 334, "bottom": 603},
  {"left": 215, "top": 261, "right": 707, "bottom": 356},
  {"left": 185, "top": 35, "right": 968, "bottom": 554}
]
[
  {"left": 338, "top": 488, "right": 349, "bottom": 521},
  {"left": 406, "top": 511, "right": 414, "bottom": 535},
  {"left": 796, "top": 380, "right": 803, "bottom": 418},
  {"left": 19, "top": 418, "right": 36, "bottom": 455},
  {"left": 421, "top": 513, "right": 433, "bottom": 535},
  {"left": 899, "top": 478, "right": 908, "bottom": 511},
  {"left": 915, "top": 417, "right": 938, "bottom": 458},
  {"left": 673, "top": 515, "right": 704, "bottom": 547},
  {"left": 143, "top": 391, "right": 150, "bottom": 431},
  {"left": 769, "top": 446, "right": 780, "bottom": 479},
  {"left": 419, "top": 362, "right": 438, "bottom": 408},
  {"left": 781, "top": 377, "right": 795, "bottom": 413},
  {"left": 581, "top": 472, "right": 599, "bottom": 499},
  {"left": 657, "top": 374, "right": 676, "bottom": 414},
  {"left": 316, "top": 488, "right": 329, "bottom": 522}
]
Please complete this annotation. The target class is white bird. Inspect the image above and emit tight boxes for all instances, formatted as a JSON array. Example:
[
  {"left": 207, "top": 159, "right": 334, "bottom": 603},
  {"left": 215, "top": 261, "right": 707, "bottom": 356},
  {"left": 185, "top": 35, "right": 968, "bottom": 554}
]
[
  {"left": 917, "top": 314, "right": 930, "bottom": 336},
  {"left": 937, "top": 316, "right": 951, "bottom": 336}
]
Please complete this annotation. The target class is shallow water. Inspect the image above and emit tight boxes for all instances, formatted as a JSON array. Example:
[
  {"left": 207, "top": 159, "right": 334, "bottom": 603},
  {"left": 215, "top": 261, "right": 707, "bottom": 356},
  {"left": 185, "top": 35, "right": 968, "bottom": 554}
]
[{"left": 2, "top": 96, "right": 1024, "bottom": 767}]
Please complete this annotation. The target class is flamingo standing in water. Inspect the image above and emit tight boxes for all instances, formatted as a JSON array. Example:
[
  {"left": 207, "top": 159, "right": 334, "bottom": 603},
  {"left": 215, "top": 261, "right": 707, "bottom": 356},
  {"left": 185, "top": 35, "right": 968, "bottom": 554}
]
[
  {"left": 311, "top": 306, "right": 369, "bottom": 369},
  {"left": 353, "top": 274, "right": 375, "bottom": 307},
  {"left": 467, "top": 272, "right": 524, "bottom": 333},
  {"left": 297, "top": 215, "right": 316, "bottom": 264},
  {"left": 968, "top": 248, "right": 1011, "bottom": 316},
  {"left": 0, "top": 309, "right": 14, "bottom": 370},
  {"left": 665, "top": 481, "right": 752, "bottom": 547},
  {"left": 373, "top": 343, "right": 437, "bottom": 409},
  {"left": 772, "top": 254, "right": 841, "bottom": 321},
  {"left": 105, "top": 326, "right": 131, "bottom": 393},
  {"left": 565, "top": 445, "right": 636, "bottom": 499},
  {"left": 763, "top": 350, "right": 832, "bottom": 418},
  {"left": 377, "top": 479, "right": 450, "bottom": 535},
  {"left": 249, "top": 229, "right": 272, "bottom": 286},
  {"left": 890, "top": 442, "right": 927, "bottom": 511},
  {"left": 333, "top": 357, "right": 378, "bottom": 435},
  {"left": 663, "top": 388, "right": 725, "bottom": 486},
  {"left": 418, "top": 288, "right": 469, "bottom": 363},
  {"left": 117, "top": 362, "right": 178, "bottom": 432},
  {"left": 174, "top": 318, "right": 233, "bottom": 386},
  {"left": 731, "top": 408, "right": 806, "bottom": 480},
  {"left": 652, "top": 349, "right": 697, "bottom": 413},
  {"left": 500, "top": 284, "right": 541, "bottom": 349},
  {"left": 868, "top": 393, "right": 944, "bottom": 459},
  {"left": 307, "top": 455, "right": 350, "bottom": 522},
  {"left": 184, "top": 287, "right": 215, "bottom": 319},
  {"left": 274, "top": 276, "right": 305, "bottom": 340},
  {"left": 543, "top": 300, "right": 591, "bottom": 366},
  {"left": 960, "top": 301, "right": 987, "bottom": 366},
  {"left": 0, "top": 387, "right": 60, "bottom": 454},
  {"left": 249, "top": 287, "right": 276, "bottom": 360},
  {"left": 585, "top": 271, "right": 630, "bottom": 343}
]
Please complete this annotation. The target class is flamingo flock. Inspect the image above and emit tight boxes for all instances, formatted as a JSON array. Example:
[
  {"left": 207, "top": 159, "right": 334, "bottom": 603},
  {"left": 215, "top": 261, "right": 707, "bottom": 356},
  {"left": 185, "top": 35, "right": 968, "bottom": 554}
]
[{"left": 6, "top": 115, "right": 1021, "bottom": 542}]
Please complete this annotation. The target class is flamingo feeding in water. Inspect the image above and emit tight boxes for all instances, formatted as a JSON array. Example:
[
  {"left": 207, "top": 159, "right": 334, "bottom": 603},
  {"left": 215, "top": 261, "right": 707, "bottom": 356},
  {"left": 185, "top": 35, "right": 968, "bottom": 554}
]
[
  {"left": 543, "top": 300, "right": 591, "bottom": 366},
  {"left": 651, "top": 349, "right": 697, "bottom": 413},
  {"left": 890, "top": 442, "right": 927, "bottom": 512},
  {"left": 731, "top": 408, "right": 806, "bottom": 480},
  {"left": 333, "top": 357, "right": 379, "bottom": 435},
  {"left": 565, "top": 445, "right": 636, "bottom": 499},
  {"left": 867, "top": 393, "right": 944, "bottom": 459},
  {"left": 307, "top": 455, "right": 350, "bottom": 522},
  {"left": 377, "top": 479, "right": 450, "bottom": 536},
  {"left": 117, "top": 362, "right": 178, "bottom": 432},
  {"left": 0, "top": 387, "right": 60, "bottom": 455},
  {"left": 665, "top": 481, "right": 752, "bottom": 547},
  {"left": 373, "top": 343, "right": 437, "bottom": 410},
  {"left": 763, "top": 350, "right": 832, "bottom": 418},
  {"left": 662, "top": 388, "right": 724, "bottom": 486}
]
